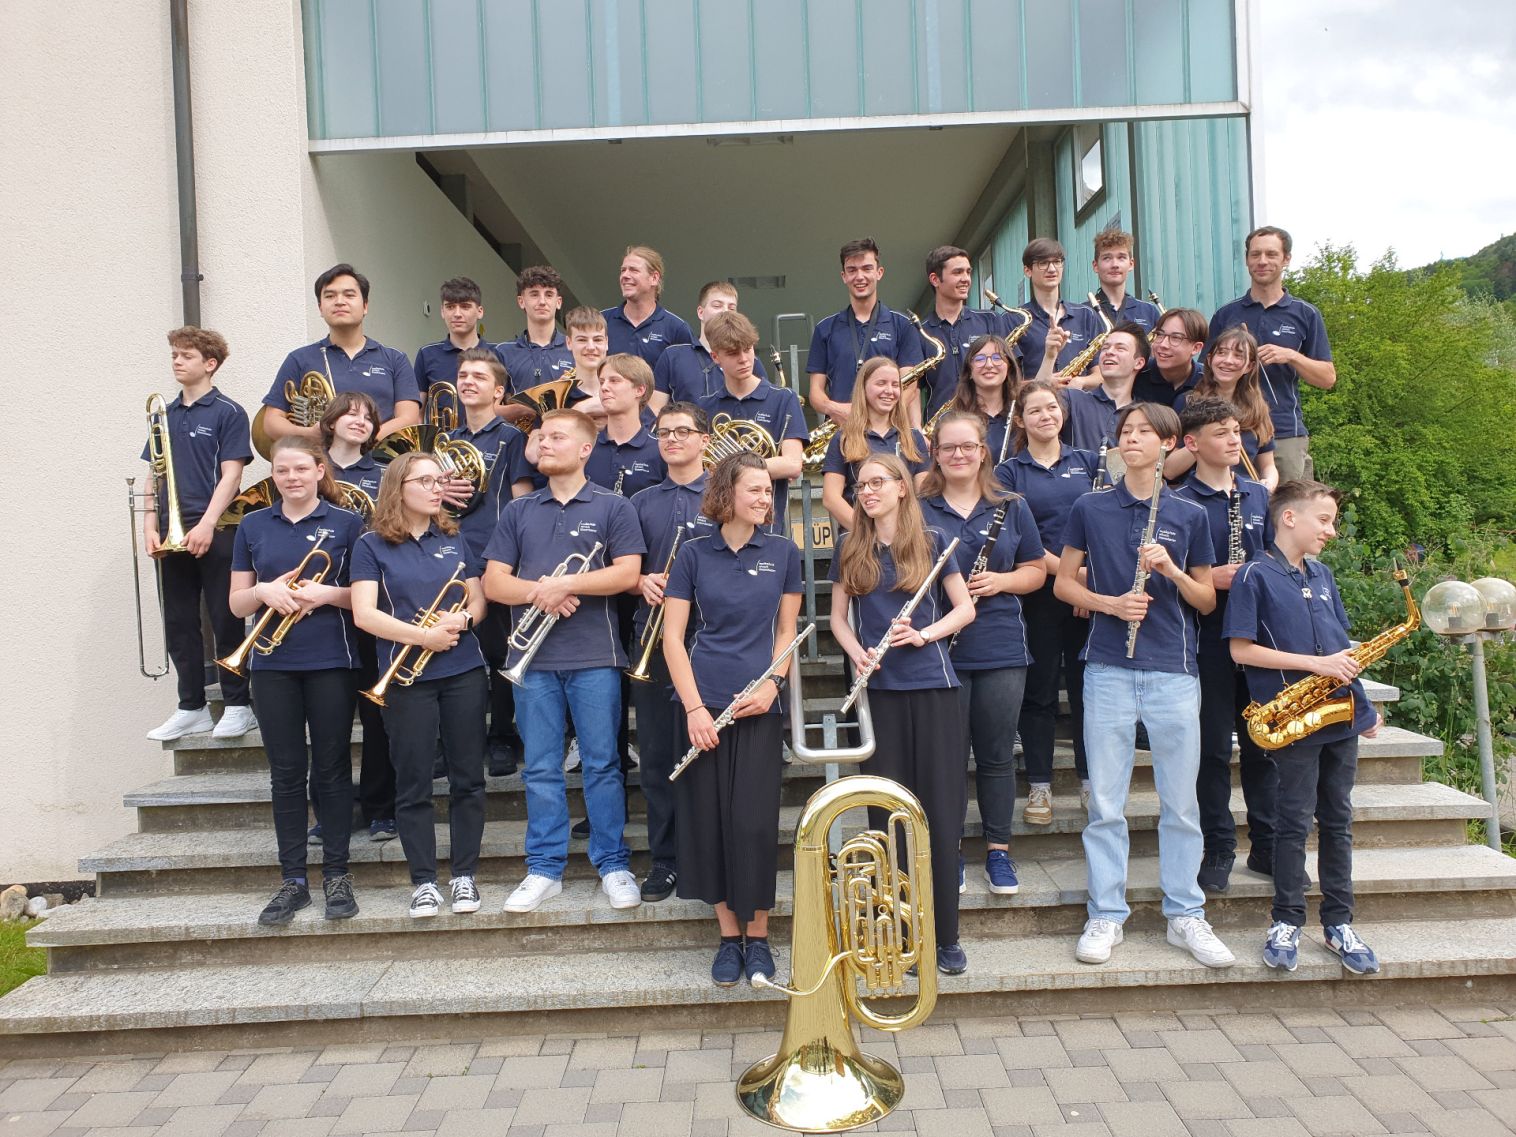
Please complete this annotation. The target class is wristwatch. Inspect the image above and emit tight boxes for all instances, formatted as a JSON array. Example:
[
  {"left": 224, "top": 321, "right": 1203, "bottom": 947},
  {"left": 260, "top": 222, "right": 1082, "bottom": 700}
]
[{"left": 462, "top": 612, "right": 475, "bottom": 632}]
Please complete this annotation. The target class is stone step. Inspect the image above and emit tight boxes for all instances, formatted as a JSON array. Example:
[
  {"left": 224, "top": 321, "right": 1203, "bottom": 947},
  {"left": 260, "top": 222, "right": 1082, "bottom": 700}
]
[
  {"left": 31, "top": 845, "right": 1516, "bottom": 972},
  {"left": 82, "top": 781, "right": 1491, "bottom": 895},
  {"left": 4, "top": 912, "right": 1514, "bottom": 1052}
]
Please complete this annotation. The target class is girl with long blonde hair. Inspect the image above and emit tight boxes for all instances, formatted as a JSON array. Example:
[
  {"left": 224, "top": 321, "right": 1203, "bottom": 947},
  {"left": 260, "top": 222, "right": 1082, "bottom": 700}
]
[{"left": 820, "top": 357, "right": 929, "bottom": 531}]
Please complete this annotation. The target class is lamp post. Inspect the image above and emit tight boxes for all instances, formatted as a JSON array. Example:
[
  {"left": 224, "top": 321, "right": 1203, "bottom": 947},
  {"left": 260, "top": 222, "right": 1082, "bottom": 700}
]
[{"left": 1423, "top": 578, "right": 1516, "bottom": 852}]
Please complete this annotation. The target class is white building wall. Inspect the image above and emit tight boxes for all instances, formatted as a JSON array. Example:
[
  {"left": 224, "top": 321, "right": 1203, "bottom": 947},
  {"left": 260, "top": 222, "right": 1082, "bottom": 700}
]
[{"left": 0, "top": 1, "right": 517, "bottom": 883}]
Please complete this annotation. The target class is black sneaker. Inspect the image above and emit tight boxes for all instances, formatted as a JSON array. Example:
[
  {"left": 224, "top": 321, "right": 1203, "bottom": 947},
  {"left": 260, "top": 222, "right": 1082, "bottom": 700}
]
[
  {"left": 571, "top": 817, "right": 591, "bottom": 839},
  {"left": 323, "top": 874, "right": 358, "bottom": 920},
  {"left": 641, "top": 864, "right": 677, "bottom": 902},
  {"left": 937, "top": 942, "right": 968, "bottom": 975},
  {"left": 488, "top": 737, "right": 521, "bottom": 777},
  {"left": 1247, "top": 848, "right": 1311, "bottom": 888},
  {"left": 258, "top": 880, "right": 311, "bottom": 926},
  {"left": 1198, "top": 849, "right": 1235, "bottom": 893}
]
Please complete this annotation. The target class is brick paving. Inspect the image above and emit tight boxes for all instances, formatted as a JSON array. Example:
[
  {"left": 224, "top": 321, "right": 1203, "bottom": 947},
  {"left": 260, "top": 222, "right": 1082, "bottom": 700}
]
[{"left": 1, "top": 1003, "right": 1514, "bottom": 1136}]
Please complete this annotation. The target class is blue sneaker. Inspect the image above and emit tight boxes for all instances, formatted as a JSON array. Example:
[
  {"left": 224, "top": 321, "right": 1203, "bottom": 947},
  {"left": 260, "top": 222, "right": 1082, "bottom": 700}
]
[
  {"left": 984, "top": 850, "right": 1020, "bottom": 895},
  {"left": 744, "top": 940, "right": 776, "bottom": 986},
  {"left": 1262, "top": 921, "right": 1300, "bottom": 971},
  {"left": 368, "top": 819, "right": 397, "bottom": 842},
  {"left": 307, "top": 824, "right": 323, "bottom": 845},
  {"left": 1324, "top": 923, "right": 1380, "bottom": 975},
  {"left": 712, "top": 941, "right": 745, "bottom": 988},
  {"left": 958, "top": 854, "right": 966, "bottom": 894},
  {"left": 937, "top": 942, "right": 968, "bottom": 975}
]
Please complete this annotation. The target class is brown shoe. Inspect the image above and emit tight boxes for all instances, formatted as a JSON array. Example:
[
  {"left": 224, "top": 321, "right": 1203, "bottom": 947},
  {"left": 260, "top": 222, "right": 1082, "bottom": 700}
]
[{"left": 1023, "top": 784, "right": 1054, "bottom": 826}]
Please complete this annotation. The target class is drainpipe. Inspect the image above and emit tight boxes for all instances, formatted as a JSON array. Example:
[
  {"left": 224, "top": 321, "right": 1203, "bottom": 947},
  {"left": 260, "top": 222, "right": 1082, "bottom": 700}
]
[{"left": 170, "top": 0, "right": 202, "bottom": 325}]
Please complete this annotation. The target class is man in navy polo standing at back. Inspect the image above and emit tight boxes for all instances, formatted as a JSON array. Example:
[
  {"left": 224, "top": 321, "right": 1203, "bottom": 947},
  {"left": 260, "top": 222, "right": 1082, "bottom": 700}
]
[
  {"left": 1209, "top": 226, "right": 1335, "bottom": 483},
  {"left": 602, "top": 245, "right": 693, "bottom": 369},
  {"left": 919, "top": 245, "right": 1019, "bottom": 427},
  {"left": 496, "top": 265, "right": 576, "bottom": 394},
  {"left": 413, "top": 277, "right": 493, "bottom": 396}
]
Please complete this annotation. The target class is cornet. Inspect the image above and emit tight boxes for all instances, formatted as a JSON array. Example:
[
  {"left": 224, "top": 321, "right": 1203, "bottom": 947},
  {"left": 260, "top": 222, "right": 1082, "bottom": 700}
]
[
  {"left": 499, "top": 543, "right": 605, "bottom": 686},
  {"left": 216, "top": 540, "right": 334, "bottom": 677},
  {"left": 361, "top": 562, "right": 471, "bottom": 707}
]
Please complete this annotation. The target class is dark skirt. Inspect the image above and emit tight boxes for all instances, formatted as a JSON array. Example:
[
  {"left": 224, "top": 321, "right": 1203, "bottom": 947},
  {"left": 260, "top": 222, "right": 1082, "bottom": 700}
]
[{"left": 674, "top": 711, "right": 784, "bottom": 924}]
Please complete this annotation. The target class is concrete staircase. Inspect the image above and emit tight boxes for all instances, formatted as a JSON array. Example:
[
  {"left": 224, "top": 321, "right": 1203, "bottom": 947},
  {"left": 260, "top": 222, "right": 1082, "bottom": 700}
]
[{"left": 3, "top": 669, "right": 1514, "bottom": 1056}]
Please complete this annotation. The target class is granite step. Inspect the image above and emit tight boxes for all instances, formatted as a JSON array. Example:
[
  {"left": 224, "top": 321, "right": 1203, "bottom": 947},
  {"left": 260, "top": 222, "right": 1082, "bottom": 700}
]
[
  {"left": 83, "top": 782, "right": 1492, "bottom": 895},
  {"left": 32, "top": 845, "right": 1516, "bottom": 971}
]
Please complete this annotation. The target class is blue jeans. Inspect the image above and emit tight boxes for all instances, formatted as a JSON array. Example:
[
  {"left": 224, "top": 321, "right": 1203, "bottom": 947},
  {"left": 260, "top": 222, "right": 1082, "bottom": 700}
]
[
  {"left": 1082, "top": 663, "right": 1205, "bottom": 923},
  {"left": 515, "top": 667, "right": 630, "bottom": 878}
]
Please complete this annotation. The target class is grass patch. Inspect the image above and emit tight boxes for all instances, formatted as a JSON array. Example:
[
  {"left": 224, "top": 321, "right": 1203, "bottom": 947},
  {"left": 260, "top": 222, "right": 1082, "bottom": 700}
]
[{"left": 0, "top": 919, "right": 46, "bottom": 998}]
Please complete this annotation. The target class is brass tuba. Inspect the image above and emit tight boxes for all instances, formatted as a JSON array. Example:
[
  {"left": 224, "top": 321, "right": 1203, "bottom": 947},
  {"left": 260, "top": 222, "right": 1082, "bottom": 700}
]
[
  {"left": 737, "top": 775, "right": 936, "bottom": 1132},
  {"left": 702, "top": 412, "right": 778, "bottom": 470}
]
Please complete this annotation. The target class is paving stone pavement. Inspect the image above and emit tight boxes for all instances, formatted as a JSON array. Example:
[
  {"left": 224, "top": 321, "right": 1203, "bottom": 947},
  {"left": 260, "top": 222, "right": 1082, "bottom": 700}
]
[{"left": 2, "top": 1002, "right": 1514, "bottom": 1136}]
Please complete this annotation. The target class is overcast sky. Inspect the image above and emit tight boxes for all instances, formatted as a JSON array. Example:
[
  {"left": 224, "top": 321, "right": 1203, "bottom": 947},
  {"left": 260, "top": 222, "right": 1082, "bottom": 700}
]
[{"left": 1256, "top": 0, "right": 1515, "bottom": 269}]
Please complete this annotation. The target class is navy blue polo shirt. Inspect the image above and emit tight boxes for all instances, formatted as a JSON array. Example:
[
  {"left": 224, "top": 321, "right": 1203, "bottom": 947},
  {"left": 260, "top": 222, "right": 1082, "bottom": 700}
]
[
  {"left": 1209, "top": 291, "right": 1332, "bottom": 440},
  {"left": 828, "top": 528, "right": 965, "bottom": 691},
  {"left": 630, "top": 474, "right": 718, "bottom": 637},
  {"left": 1134, "top": 358, "right": 1203, "bottom": 408},
  {"left": 664, "top": 529, "right": 803, "bottom": 713},
  {"left": 494, "top": 331, "right": 574, "bottom": 392},
  {"left": 919, "top": 495, "right": 1045, "bottom": 671},
  {"left": 696, "top": 381, "right": 808, "bottom": 518},
  {"left": 805, "top": 302, "right": 925, "bottom": 406},
  {"left": 1092, "top": 292, "right": 1162, "bottom": 333},
  {"left": 603, "top": 304, "right": 693, "bottom": 368},
  {"left": 1062, "top": 481, "right": 1215, "bottom": 675},
  {"left": 446, "top": 417, "right": 531, "bottom": 557},
  {"left": 652, "top": 342, "right": 767, "bottom": 404},
  {"left": 920, "top": 307, "right": 1018, "bottom": 421},
  {"left": 334, "top": 454, "right": 383, "bottom": 500},
  {"left": 483, "top": 482, "right": 646, "bottom": 672},
  {"left": 994, "top": 445, "right": 1100, "bottom": 553},
  {"left": 232, "top": 499, "right": 363, "bottom": 672},
  {"left": 267, "top": 337, "right": 420, "bottom": 422},
  {"left": 1172, "top": 473, "right": 1272, "bottom": 646},
  {"left": 1061, "top": 387, "right": 1128, "bottom": 453},
  {"left": 350, "top": 526, "right": 485, "bottom": 681},
  {"left": 1172, "top": 389, "right": 1278, "bottom": 473},
  {"left": 413, "top": 337, "right": 496, "bottom": 393},
  {"left": 984, "top": 411, "right": 1012, "bottom": 465},
  {"left": 1016, "top": 298, "right": 1105, "bottom": 377},
  {"left": 1224, "top": 552, "right": 1376, "bottom": 746},
  {"left": 586, "top": 425, "right": 666, "bottom": 497},
  {"left": 141, "top": 387, "right": 252, "bottom": 527},
  {"left": 821, "top": 427, "right": 931, "bottom": 507}
]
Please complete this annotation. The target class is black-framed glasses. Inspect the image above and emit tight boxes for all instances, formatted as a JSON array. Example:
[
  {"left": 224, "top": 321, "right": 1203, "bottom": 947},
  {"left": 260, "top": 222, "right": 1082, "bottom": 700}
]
[
  {"left": 653, "top": 426, "right": 705, "bottom": 441},
  {"left": 853, "top": 475, "right": 902, "bottom": 494},
  {"left": 1151, "top": 331, "right": 1195, "bottom": 345},
  {"left": 971, "top": 352, "right": 1006, "bottom": 366},
  {"left": 1031, "top": 258, "right": 1065, "bottom": 269},
  {"left": 935, "top": 442, "right": 982, "bottom": 456}
]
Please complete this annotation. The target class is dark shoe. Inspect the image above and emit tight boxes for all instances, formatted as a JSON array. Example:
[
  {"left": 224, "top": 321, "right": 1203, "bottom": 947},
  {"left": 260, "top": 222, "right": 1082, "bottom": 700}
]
[
  {"left": 323, "top": 874, "right": 358, "bottom": 920},
  {"left": 985, "top": 850, "right": 1020, "bottom": 895},
  {"left": 937, "top": 943, "right": 968, "bottom": 975},
  {"left": 1324, "top": 923, "right": 1380, "bottom": 975},
  {"left": 1135, "top": 724, "right": 1151, "bottom": 751},
  {"left": 258, "top": 880, "right": 311, "bottom": 926},
  {"left": 488, "top": 737, "right": 521, "bottom": 777},
  {"left": 641, "top": 864, "right": 677, "bottom": 902},
  {"left": 368, "top": 819, "right": 397, "bottom": 842},
  {"left": 745, "top": 940, "right": 776, "bottom": 985},
  {"left": 1198, "top": 849, "right": 1235, "bottom": 894},
  {"left": 307, "top": 824, "right": 323, "bottom": 845},
  {"left": 1247, "top": 848, "right": 1310, "bottom": 888},
  {"left": 712, "top": 941, "right": 745, "bottom": 987},
  {"left": 571, "top": 817, "right": 591, "bottom": 839}
]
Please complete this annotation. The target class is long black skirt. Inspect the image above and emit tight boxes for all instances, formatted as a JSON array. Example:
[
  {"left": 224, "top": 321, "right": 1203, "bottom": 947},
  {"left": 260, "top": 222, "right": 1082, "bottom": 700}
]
[{"left": 674, "top": 711, "right": 784, "bottom": 924}]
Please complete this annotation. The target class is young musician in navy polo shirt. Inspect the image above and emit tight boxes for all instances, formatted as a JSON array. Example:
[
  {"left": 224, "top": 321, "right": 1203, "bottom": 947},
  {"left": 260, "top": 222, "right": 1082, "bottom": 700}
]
[
  {"left": 806, "top": 237, "right": 926, "bottom": 424},
  {"left": 628, "top": 403, "right": 718, "bottom": 904},
  {"left": 587, "top": 355, "right": 665, "bottom": 498},
  {"left": 995, "top": 381, "right": 1101, "bottom": 824},
  {"left": 663, "top": 453, "right": 803, "bottom": 986},
  {"left": 263, "top": 264, "right": 421, "bottom": 447},
  {"left": 919, "top": 412, "right": 1046, "bottom": 895},
  {"left": 230, "top": 436, "right": 365, "bottom": 925},
  {"left": 1062, "top": 321, "right": 1146, "bottom": 459},
  {"left": 1226, "top": 480, "right": 1383, "bottom": 975},
  {"left": 143, "top": 326, "right": 255, "bottom": 742},
  {"left": 602, "top": 245, "right": 693, "bottom": 368},
  {"left": 1090, "top": 230, "right": 1161, "bottom": 333},
  {"left": 919, "top": 246, "right": 1020, "bottom": 425},
  {"left": 820, "top": 358, "right": 930, "bottom": 533},
  {"left": 651, "top": 281, "right": 768, "bottom": 410},
  {"left": 320, "top": 393, "right": 384, "bottom": 502},
  {"left": 941, "top": 334, "right": 1020, "bottom": 463},
  {"left": 351, "top": 453, "right": 491, "bottom": 919},
  {"left": 1055, "top": 402, "right": 1236, "bottom": 970},
  {"left": 1017, "top": 238, "right": 1104, "bottom": 384},
  {"left": 1173, "top": 397, "right": 1274, "bottom": 895},
  {"left": 483, "top": 409, "right": 647, "bottom": 914},
  {"left": 1210, "top": 226, "right": 1335, "bottom": 483},
  {"left": 495, "top": 266, "right": 575, "bottom": 394},
  {"left": 413, "top": 277, "right": 493, "bottom": 394},
  {"left": 1133, "top": 308, "right": 1206, "bottom": 409},
  {"left": 829, "top": 453, "right": 976, "bottom": 974}
]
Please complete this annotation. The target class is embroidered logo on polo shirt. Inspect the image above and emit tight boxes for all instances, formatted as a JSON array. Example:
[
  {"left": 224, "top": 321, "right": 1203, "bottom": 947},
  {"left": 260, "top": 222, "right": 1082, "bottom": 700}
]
[
  {"left": 1273, "top": 325, "right": 1297, "bottom": 337},
  {"left": 436, "top": 544, "right": 461, "bottom": 559},
  {"left": 871, "top": 333, "right": 894, "bottom": 344},
  {"left": 314, "top": 527, "right": 337, "bottom": 542},
  {"left": 572, "top": 521, "right": 600, "bottom": 536},
  {"left": 192, "top": 425, "right": 215, "bottom": 438},
  {"left": 1156, "top": 525, "right": 1180, "bottom": 545},
  {"left": 756, "top": 561, "right": 778, "bottom": 574}
]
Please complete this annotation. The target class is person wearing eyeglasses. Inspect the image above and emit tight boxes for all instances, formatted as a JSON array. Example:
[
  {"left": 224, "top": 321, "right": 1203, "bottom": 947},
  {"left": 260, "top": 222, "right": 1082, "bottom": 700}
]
[
  {"left": 1133, "top": 308, "right": 1207, "bottom": 409},
  {"left": 1164, "top": 328, "right": 1280, "bottom": 492},
  {"left": 1016, "top": 238, "right": 1104, "bottom": 385},
  {"left": 918, "top": 246, "right": 1023, "bottom": 427},
  {"left": 943, "top": 334, "right": 1021, "bottom": 461},
  {"left": 820, "top": 357, "right": 930, "bottom": 533}
]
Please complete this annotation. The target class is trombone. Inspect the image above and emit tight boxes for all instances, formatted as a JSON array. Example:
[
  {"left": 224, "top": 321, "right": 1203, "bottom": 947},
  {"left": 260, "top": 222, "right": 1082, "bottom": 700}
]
[
  {"left": 361, "top": 561, "right": 471, "bottom": 707},
  {"left": 144, "top": 393, "right": 190, "bottom": 556},
  {"left": 625, "top": 526, "right": 686, "bottom": 682},
  {"left": 498, "top": 543, "right": 605, "bottom": 686},
  {"left": 216, "top": 539, "right": 334, "bottom": 677},
  {"left": 126, "top": 475, "right": 169, "bottom": 679}
]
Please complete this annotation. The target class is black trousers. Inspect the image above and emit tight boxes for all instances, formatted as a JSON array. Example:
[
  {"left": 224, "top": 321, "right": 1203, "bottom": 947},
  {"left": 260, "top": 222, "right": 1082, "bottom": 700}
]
[
  {"left": 158, "top": 528, "right": 249, "bottom": 709},
  {"left": 864, "top": 687, "right": 967, "bottom": 947},
  {"left": 475, "top": 605, "right": 523, "bottom": 747},
  {"left": 1019, "top": 581, "right": 1088, "bottom": 781},
  {"left": 381, "top": 668, "right": 488, "bottom": 886},
  {"left": 958, "top": 666, "right": 1028, "bottom": 846},
  {"left": 629, "top": 654, "right": 680, "bottom": 867},
  {"left": 1273, "top": 735, "right": 1358, "bottom": 928},
  {"left": 1197, "top": 650, "right": 1277, "bottom": 857},
  {"left": 355, "top": 633, "right": 397, "bottom": 823},
  {"left": 252, "top": 668, "right": 358, "bottom": 881}
]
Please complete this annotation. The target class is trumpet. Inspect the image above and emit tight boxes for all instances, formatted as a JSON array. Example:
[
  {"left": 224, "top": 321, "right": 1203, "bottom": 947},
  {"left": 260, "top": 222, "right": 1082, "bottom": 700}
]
[
  {"left": 144, "top": 393, "right": 190, "bottom": 556},
  {"left": 216, "top": 540, "right": 334, "bottom": 677},
  {"left": 702, "top": 413, "right": 778, "bottom": 470},
  {"left": 498, "top": 543, "right": 605, "bottom": 686},
  {"left": 625, "top": 526, "right": 687, "bottom": 683},
  {"left": 423, "top": 381, "right": 460, "bottom": 431},
  {"left": 840, "top": 538, "right": 960, "bottom": 714},
  {"left": 361, "top": 561, "right": 471, "bottom": 707}
]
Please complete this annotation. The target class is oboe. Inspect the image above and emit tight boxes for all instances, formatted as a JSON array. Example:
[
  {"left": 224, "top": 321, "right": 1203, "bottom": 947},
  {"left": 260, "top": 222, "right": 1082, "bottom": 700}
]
[
  {"left": 949, "top": 504, "right": 1008, "bottom": 651},
  {"left": 1124, "top": 447, "right": 1169, "bottom": 659},
  {"left": 840, "top": 538, "right": 961, "bottom": 714}
]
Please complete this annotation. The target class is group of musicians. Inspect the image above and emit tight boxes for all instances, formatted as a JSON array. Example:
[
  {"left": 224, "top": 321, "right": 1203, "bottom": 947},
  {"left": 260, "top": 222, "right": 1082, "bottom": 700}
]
[{"left": 140, "top": 224, "right": 1387, "bottom": 986}]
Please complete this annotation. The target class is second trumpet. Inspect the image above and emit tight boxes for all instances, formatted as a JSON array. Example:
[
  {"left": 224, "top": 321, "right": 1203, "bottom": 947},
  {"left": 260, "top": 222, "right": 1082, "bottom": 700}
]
[{"left": 499, "top": 542, "right": 605, "bottom": 686}]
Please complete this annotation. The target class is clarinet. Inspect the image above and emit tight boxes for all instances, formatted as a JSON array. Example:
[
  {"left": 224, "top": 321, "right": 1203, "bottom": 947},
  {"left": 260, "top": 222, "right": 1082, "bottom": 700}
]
[
  {"left": 1124, "top": 447, "right": 1169, "bottom": 659},
  {"left": 1093, "top": 442, "right": 1108, "bottom": 491},
  {"left": 998, "top": 401, "right": 1016, "bottom": 464},
  {"left": 1227, "top": 489, "right": 1245, "bottom": 565},
  {"left": 949, "top": 502, "right": 1008, "bottom": 651}
]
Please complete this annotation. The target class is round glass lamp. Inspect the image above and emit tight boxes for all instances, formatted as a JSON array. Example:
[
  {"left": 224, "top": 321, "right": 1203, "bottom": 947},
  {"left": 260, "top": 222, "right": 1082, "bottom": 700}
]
[
  {"left": 1468, "top": 577, "right": 1516, "bottom": 631},
  {"left": 1422, "top": 580, "right": 1487, "bottom": 636}
]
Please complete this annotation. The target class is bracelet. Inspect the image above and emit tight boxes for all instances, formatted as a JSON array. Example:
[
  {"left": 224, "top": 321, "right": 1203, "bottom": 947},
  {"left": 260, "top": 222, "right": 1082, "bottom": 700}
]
[{"left": 768, "top": 674, "right": 786, "bottom": 693}]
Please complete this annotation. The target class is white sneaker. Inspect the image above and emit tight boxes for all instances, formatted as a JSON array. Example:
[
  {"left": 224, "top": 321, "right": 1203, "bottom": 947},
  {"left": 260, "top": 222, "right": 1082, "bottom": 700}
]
[
  {"left": 601, "top": 869, "right": 641, "bottom": 909},
  {"left": 212, "top": 705, "right": 257, "bottom": 738},
  {"left": 408, "top": 882, "right": 443, "bottom": 919},
  {"left": 1076, "top": 918, "right": 1123, "bottom": 964},
  {"left": 146, "top": 707, "right": 213, "bottom": 741},
  {"left": 1168, "top": 915, "right": 1236, "bottom": 968},
  {"left": 1079, "top": 780, "right": 1092, "bottom": 812},
  {"left": 564, "top": 738, "right": 582, "bottom": 771},
  {"left": 503, "top": 873, "right": 562, "bottom": 913},
  {"left": 450, "top": 875, "right": 481, "bottom": 914}
]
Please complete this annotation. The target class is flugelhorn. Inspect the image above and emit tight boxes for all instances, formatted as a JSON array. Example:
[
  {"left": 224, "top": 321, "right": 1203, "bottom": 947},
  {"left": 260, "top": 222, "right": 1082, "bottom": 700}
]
[
  {"left": 625, "top": 526, "right": 687, "bottom": 683},
  {"left": 216, "top": 539, "right": 334, "bottom": 677},
  {"left": 144, "top": 393, "right": 190, "bottom": 556},
  {"left": 361, "top": 561, "right": 470, "bottom": 707},
  {"left": 498, "top": 543, "right": 605, "bottom": 686},
  {"left": 840, "top": 539, "right": 960, "bottom": 714}
]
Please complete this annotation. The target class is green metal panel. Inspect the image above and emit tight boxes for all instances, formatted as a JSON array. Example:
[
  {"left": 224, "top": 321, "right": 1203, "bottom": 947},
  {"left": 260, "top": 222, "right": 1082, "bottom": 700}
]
[{"left": 988, "top": 196, "right": 1030, "bottom": 308}]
